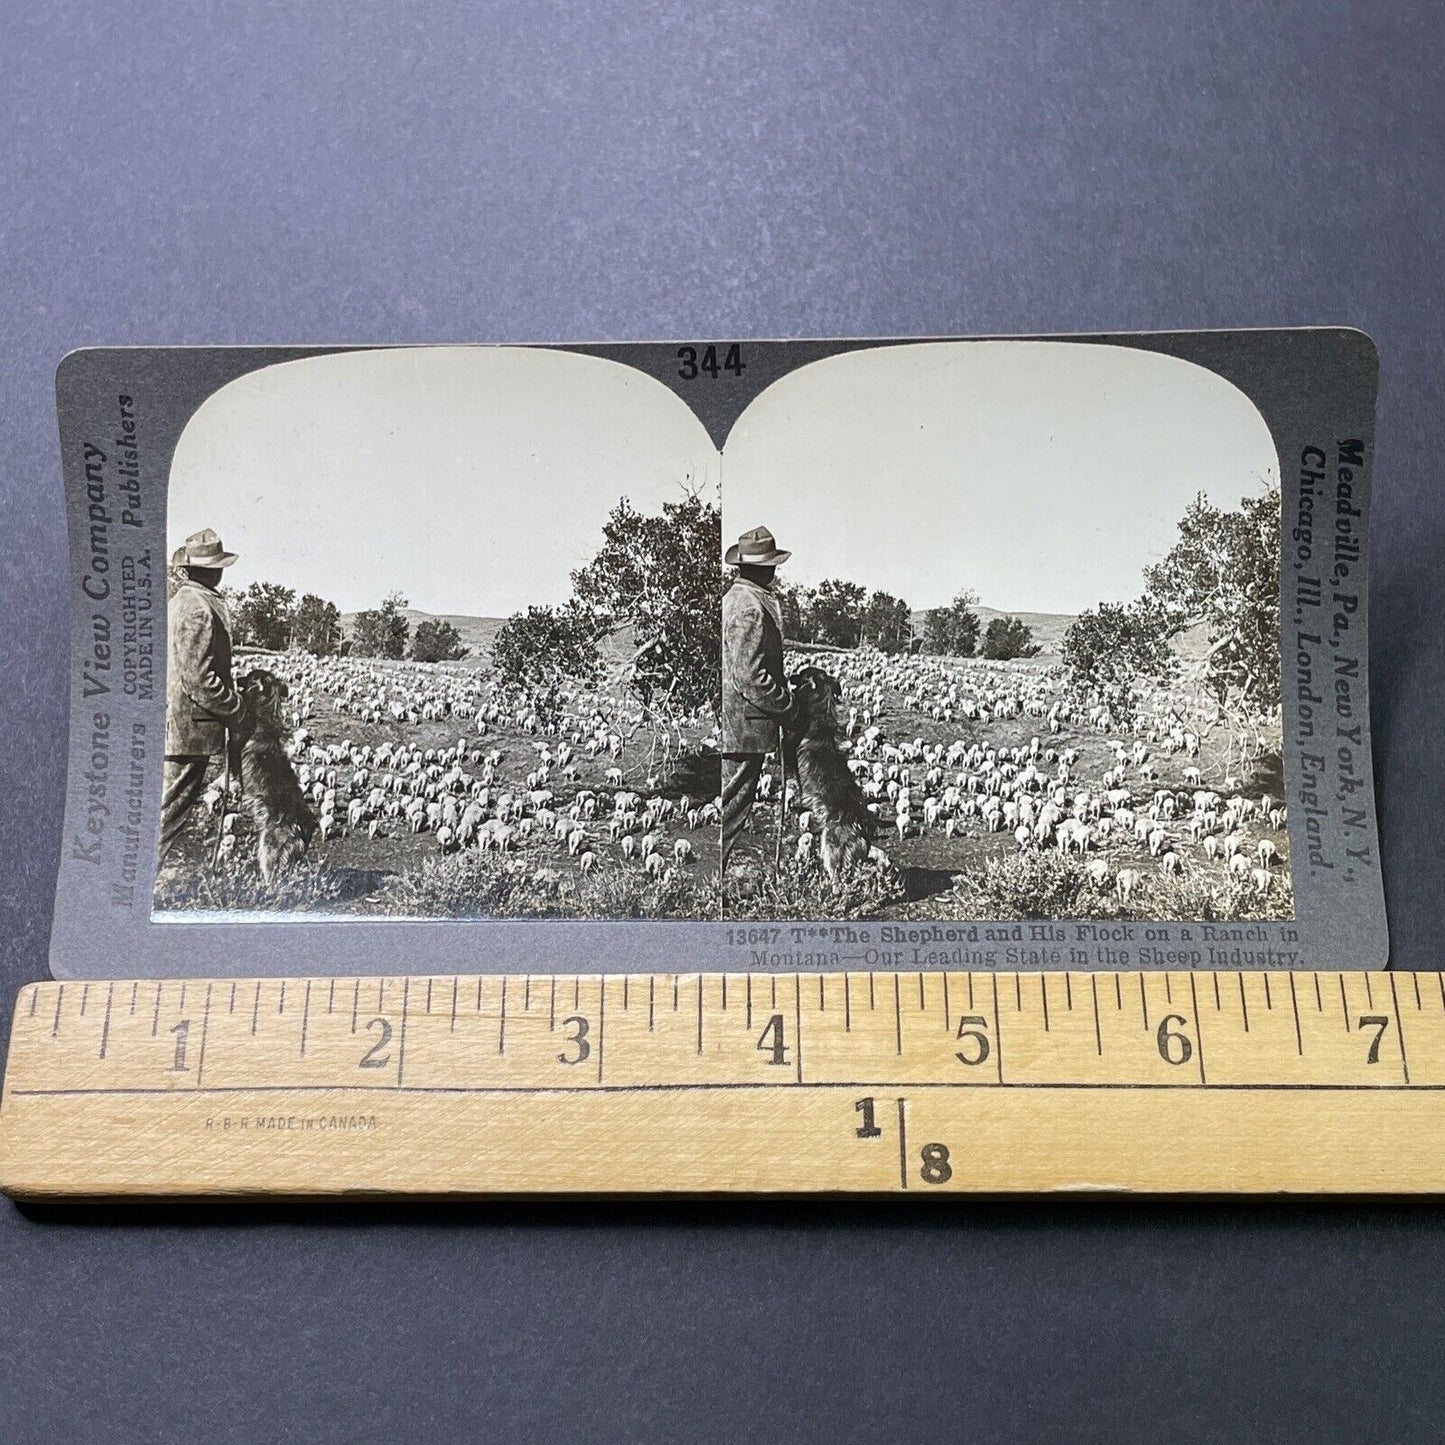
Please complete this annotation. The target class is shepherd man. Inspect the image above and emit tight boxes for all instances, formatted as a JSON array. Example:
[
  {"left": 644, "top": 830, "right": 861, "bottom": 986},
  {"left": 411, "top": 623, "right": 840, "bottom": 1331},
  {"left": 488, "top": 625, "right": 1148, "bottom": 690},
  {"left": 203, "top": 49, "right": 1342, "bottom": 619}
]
[
  {"left": 160, "top": 528, "right": 244, "bottom": 862},
  {"left": 721, "top": 525, "right": 799, "bottom": 873}
]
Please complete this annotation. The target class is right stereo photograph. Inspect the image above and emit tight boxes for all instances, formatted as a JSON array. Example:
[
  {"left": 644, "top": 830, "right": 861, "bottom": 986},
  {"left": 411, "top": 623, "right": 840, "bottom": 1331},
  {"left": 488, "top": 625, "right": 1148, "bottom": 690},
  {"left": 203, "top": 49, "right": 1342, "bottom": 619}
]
[{"left": 720, "top": 339, "right": 1292, "bottom": 926}]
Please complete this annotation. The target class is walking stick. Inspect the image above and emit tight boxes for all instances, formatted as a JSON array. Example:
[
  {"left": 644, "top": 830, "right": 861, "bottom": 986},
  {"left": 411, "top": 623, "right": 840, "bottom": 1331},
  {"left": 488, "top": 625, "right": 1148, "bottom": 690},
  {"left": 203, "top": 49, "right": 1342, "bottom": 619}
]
[
  {"left": 210, "top": 727, "right": 232, "bottom": 870},
  {"left": 774, "top": 726, "right": 787, "bottom": 871}
]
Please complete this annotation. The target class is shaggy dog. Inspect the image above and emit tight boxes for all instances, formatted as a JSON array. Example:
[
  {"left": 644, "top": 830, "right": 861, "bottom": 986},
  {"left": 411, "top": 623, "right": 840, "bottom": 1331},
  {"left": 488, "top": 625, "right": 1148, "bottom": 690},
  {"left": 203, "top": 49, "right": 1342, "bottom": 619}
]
[
  {"left": 780, "top": 665, "right": 877, "bottom": 882},
  {"left": 231, "top": 669, "right": 317, "bottom": 882}
]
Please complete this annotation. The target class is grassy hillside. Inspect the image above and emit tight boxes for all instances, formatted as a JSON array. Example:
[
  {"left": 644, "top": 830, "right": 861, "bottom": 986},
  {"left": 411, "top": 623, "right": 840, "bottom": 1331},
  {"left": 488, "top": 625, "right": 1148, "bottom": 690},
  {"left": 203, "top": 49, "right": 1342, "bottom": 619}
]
[
  {"left": 338, "top": 610, "right": 503, "bottom": 666},
  {"left": 340, "top": 609, "right": 638, "bottom": 669},
  {"left": 906, "top": 605, "right": 1077, "bottom": 658},
  {"left": 907, "top": 606, "right": 1214, "bottom": 663},
  {"left": 342, "top": 605, "right": 1214, "bottom": 671},
  {"left": 972, "top": 606, "right": 1076, "bottom": 657}
]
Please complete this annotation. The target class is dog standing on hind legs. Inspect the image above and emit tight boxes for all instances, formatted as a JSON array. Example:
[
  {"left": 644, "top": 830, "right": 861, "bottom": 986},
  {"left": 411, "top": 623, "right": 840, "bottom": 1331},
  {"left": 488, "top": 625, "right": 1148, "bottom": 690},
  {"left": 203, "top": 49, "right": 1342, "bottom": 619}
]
[
  {"left": 230, "top": 669, "right": 317, "bottom": 883},
  {"left": 780, "top": 665, "right": 879, "bottom": 883}
]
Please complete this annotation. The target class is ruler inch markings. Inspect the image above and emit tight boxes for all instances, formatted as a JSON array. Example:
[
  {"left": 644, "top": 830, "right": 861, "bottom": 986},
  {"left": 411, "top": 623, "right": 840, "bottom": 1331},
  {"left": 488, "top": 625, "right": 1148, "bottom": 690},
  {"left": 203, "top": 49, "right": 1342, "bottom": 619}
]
[
  {"left": 597, "top": 975, "right": 606, "bottom": 1084},
  {"left": 5, "top": 970, "right": 1445, "bottom": 1199},
  {"left": 1188, "top": 972, "right": 1207, "bottom": 1085},
  {"left": 991, "top": 972, "right": 1004, "bottom": 1084},
  {"left": 794, "top": 973, "right": 804, "bottom": 1084},
  {"left": 98, "top": 984, "right": 113, "bottom": 1060},
  {"left": 194, "top": 984, "right": 213, "bottom": 1088},
  {"left": 1390, "top": 973, "right": 1410, "bottom": 1084},
  {"left": 897, "top": 1097, "right": 908, "bottom": 1190},
  {"left": 396, "top": 978, "right": 411, "bottom": 1087}
]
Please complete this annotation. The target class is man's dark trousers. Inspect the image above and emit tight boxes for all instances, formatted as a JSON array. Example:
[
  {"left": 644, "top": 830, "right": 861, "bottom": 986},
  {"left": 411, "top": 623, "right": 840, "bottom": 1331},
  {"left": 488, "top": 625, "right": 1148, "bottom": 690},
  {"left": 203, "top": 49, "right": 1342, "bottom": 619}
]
[{"left": 160, "top": 755, "right": 213, "bottom": 860}]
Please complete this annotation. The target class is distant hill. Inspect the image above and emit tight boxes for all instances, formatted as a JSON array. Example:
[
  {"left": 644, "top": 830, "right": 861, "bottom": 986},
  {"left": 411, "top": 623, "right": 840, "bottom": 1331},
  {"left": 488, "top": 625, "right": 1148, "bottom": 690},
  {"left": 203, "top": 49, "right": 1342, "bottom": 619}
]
[
  {"left": 338, "top": 609, "right": 504, "bottom": 667},
  {"left": 908, "top": 606, "right": 1078, "bottom": 658},
  {"left": 340, "top": 605, "right": 1215, "bottom": 671},
  {"left": 339, "top": 609, "right": 637, "bottom": 669},
  {"left": 972, "top": 607, "right": 1077, "bottom": 658},
  {"left": 907, "top": 606, "right": 1215, "bottom": 664}
]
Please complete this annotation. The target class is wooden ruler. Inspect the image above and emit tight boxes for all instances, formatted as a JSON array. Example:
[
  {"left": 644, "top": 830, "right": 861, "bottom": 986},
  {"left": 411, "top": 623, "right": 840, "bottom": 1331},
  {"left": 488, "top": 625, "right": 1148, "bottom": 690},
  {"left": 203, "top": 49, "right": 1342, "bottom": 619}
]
[{"left": 1, "top": 970, "right": 1442, "bottom": 1199}]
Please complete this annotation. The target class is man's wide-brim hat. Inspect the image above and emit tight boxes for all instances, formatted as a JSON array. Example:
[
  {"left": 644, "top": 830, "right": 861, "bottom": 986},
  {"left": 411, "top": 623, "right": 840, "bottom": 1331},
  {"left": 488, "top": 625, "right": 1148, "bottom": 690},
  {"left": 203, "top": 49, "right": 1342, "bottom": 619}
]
[
  {"left": 177, "top": 527, "right": 238, "bottom": 569},
  {"left": 726, "top": 525, "right": 791, "bottom": 566}
]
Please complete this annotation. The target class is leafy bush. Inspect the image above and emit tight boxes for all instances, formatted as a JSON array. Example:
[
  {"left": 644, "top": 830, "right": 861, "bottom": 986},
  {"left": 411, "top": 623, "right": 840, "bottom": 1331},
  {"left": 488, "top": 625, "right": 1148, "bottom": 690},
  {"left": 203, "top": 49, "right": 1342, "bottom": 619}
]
[
  {"left": 380, "top": 850, "right": 718, "bottom": 920},
  {"left": 492, "top": 602, "right": 603, "bottom": 699},
  {"left": 233, "top": 580, "right": 298, "bottom": 651},
  {"left": 923, "top": 592, "right": 980, "bottom": 657},
  {"left": 944, "top": 851, "right": 1096, "bottom": 919},
  {"left": 411, "top": 617, "right": 469, "bottom": 663},
  {"left": 351, "top": 591, "right": 411, "bottom": 659},
  {"left": 724, "top": 852, "right": 900, "bottom": 922},
  {"left": 937, "top": 849, "right": 1294, "bottom": 922},
  {"left": 1061, "top": 601, "right": 1178, "bottom": 725},
  {"left": 980, "top": 615, "right": 1041, "bottom": 661},
  {"left": 153, "top": 857, "right": 354, "bottom": 915}
]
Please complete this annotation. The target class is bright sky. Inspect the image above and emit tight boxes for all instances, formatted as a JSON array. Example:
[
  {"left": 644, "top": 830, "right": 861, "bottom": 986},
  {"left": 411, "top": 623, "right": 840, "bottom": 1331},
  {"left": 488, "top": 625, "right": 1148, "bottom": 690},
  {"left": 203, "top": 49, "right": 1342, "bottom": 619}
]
[
  {"left": 722, "top": 341, "right": 1279, "bottom": 614},
  {"left": 170, "top": 346, "right": 720, "bottom": 615},
  {"left": 171, "top": 341, "right": 1277, "bottom": 622}
]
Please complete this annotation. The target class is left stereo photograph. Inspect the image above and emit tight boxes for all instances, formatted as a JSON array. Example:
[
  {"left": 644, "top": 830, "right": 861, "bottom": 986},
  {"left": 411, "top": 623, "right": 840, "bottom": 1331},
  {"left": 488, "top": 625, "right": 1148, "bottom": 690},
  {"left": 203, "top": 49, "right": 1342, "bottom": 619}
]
[{"left": 148, "top": 347, "right": 723, "bottom": 925}]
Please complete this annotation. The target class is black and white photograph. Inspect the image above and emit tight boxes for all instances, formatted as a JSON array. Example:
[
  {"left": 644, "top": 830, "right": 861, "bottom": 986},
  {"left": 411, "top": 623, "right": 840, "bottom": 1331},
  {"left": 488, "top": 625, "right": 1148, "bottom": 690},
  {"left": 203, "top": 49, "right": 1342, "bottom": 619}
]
[
  {"left": 721, "top": 340, "right": 1294, "bottom": 923},
  {"left": 155, "top": 346, "right": 723, "bottom": 921},
  {"left": 50, "top": 332, "right": 1382, "bottom": 980}
]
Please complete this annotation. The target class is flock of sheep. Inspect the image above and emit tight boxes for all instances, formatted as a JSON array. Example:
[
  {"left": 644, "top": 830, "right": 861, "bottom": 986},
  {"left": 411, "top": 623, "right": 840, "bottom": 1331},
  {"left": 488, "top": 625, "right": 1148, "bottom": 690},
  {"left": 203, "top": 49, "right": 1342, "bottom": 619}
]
[
  {"left": 753, "top": 647, "right": 1292, "bottom": 916},
  {"left": 209, "top": 652, "right": 720, "bottom": 908},
  {"left": 199, "top": 639, "right": 1289, "bottom": 923}
]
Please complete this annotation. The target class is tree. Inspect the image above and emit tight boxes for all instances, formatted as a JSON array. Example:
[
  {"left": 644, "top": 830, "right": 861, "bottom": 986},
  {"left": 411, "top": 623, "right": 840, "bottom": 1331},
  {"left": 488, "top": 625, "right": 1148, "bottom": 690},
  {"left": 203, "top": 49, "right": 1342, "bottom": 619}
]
[
  {"left": 807, "top": 579, "right": 868, "bottom": 648},
  {"left": 233, "top": 581, "right": 296, "bottom": 651},
  {"left": 776, "top": 582, "right": 816, "bottom": 643},
  {"left": 861, "top": 590, "right": 912, "bottom": 653},
  {"left": 412, "top": 618, "right": 469, "bottom": 663},
  {"left": 492, "top": 601, "right": 601, "bottom": 701},
  {"left": 351, "top": 591, "right": 411, "bottom": 659},
  {"left": 489, "top": 491, "right": 721, "bottom": 723},
  {"left": 923, "top": 590, "right": 980, "bottom": 656},
  {"left": 981, "top": 615, "right": 1042, "bottom": 661},
  {"left": 293, "top": 593, "right": 342, "bottom": 655},
  {"left": 1141, "top": 485, "right": 1281, "bottom": 712},
  {"left": 1062, "top": 601, "right": 1177, "bottom": 723},
  {"left": 571, "top": 491, "right": 722, "bottom": 715}
]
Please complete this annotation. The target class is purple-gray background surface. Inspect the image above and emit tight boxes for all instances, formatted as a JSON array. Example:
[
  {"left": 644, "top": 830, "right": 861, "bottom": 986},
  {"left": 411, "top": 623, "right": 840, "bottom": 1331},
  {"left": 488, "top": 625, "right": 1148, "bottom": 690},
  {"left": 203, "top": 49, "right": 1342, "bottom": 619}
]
[{"left": 2, "top": 4, "right": 1442, "bottom": 1441}]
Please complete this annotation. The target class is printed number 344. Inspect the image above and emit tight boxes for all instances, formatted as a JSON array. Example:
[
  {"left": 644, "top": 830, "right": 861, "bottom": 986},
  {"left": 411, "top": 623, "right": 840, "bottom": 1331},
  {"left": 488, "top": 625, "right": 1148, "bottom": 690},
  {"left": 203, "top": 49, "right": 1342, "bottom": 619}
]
[{"left": 677, "top": 344, "right": 744, "bottom": 379}]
